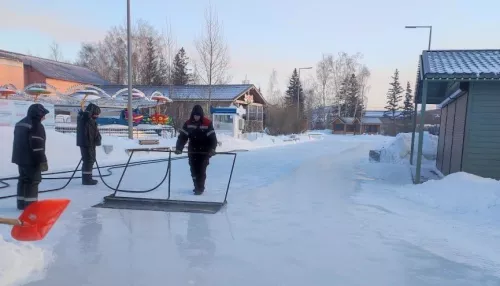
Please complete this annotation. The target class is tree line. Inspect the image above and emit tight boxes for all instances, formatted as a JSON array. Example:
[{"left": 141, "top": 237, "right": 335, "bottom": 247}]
[
  {"left": 383, "top": 69, "right": 414, "bottom": 134},
  {"left": 49, "top": 4, "right": 230, "bottom": 91},
  {"left": 265, "top": 52, "right": 370, "bottom": 134}
]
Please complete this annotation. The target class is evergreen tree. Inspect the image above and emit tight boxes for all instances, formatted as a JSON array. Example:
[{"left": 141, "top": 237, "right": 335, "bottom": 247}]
[
  {"left": 400, "top": 81, "right": 414, "bottom": 131},
  {"left": 171, "top": 47, "right": 191, "bottom": 85},
  {"left": 142, "top": 36, "right": 158, "bottom": 85},
  {"left": 344, "top": 74, "right": 363, "bottom": 118},
  {"left": 284, "top": 68, "right": 306, "bottom": 114},
  {"left": 337, "top": 76, "right": 349, "bottom": 117},
  {"left": 384, "top": 69, "right": 404, "bottom": 120},
  {"left": 401, "top": 81, "right": 414, "bottom": 118},
  {"left": 336, "top": 74, "right": 363, "bottom": 118},
  {"left": 152, "top": 56, "right": 169, "bottom": 85}
]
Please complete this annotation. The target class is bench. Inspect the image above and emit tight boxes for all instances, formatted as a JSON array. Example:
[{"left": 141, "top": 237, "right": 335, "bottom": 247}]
[
  {"left": 308, "top": 133, "right": 324, "bottom": 140},
  {"left": 139, "top": 139, "right": 160, "bottom": 145}
]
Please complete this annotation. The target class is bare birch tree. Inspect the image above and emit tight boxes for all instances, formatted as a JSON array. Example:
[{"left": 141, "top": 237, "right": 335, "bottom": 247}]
[
  {"left": 161, "top": 18, "right": 177, "bottom": 84},
  {"left": 195, "top": 2, "right": 231, "bottom": 108},
  {"left": 316, "top": 54, "right": 334, "bottom": 107},
  {"left": 266, "top": 69, "right": 283, "bottom": 106},
  {"left": 49, "top": 41, "right": 63, "bottom": 62}
]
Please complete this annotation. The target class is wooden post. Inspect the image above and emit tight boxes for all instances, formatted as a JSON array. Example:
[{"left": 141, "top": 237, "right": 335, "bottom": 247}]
[
  {"left": 415, "top": 80, "right": 428, "bottom": 184},
  {"left": 410, "top": 101, "right": 418, "bottom": 165}
]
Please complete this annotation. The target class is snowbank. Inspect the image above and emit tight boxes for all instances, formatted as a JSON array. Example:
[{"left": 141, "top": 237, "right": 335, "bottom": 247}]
[
  {"left": 0, "top": 127, "right": 316, "bottom": 176},
  {"left": 397, "top": 172, "right": 500, "bottom": 218},
  {"left": 0, "top": 235, "right": 51, "bottom": 286},
  {"left": 376, "top": 132, "right": 438, "bottom": 164}
]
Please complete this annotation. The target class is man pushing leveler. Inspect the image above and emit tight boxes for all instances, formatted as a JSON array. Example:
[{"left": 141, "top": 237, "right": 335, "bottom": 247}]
[{"left": 175, "top": 105, "right": 217, "bottom": 195}]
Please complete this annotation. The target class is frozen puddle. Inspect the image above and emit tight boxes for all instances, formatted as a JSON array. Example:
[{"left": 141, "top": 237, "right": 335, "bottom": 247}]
[{"left": 22, "top": 138, "right": 500, "bottom": 286}]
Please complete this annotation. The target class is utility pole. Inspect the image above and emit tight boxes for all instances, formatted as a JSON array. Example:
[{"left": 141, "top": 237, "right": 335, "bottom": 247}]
[{"left": 127, "top": 0, "right": 134, "bottom": 139}]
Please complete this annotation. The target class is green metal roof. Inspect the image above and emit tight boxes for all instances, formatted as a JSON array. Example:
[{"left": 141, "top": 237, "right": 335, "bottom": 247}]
[{"left": 414, "top": 50, "right": 500, "bottom": 104}]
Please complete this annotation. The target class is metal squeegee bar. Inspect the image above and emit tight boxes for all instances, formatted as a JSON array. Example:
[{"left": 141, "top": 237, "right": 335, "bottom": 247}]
[{"left": 109, "top": 148, "right": 239, "bottom": 204}]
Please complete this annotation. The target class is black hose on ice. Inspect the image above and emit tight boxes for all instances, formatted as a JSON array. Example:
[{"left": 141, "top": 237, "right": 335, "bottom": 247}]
[{"left": 0, "top": 156, "right": 186, "bottom": 200}]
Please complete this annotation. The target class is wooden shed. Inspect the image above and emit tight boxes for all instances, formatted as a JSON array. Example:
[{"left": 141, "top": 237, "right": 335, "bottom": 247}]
[
  {"left": 410, "top": 49, "right": 500, "bottom": 183},
  {"left": 332, "top": 117, "right": 360, "bottom": 134},
  {"left": 332, "top": 116, "right": 381, "bottom": 135}
]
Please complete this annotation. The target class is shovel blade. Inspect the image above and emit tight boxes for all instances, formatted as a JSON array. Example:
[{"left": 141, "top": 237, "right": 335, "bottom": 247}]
[{"left": 11, "top": 199, "right": 70, "bottom": 242}]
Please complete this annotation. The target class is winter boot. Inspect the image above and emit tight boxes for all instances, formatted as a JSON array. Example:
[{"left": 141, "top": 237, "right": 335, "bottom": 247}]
[
  {"left": 82, "top": 174, "right": 98, "bottom": 185},
  {"left": 194, "top": 178, "right": 205, "bottom": 195},
  {"left": 192, "top": 177, "right": 200, "bottom": 194},
  {"left": 16, "top": 182, "right": 25, "bottom": 210}
]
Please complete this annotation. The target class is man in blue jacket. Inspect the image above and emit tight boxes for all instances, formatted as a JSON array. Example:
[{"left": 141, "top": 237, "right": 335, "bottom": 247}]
[
  {"left": 175, "top": 105, "right": 217, "bottom": 195},
  {"left": 11, "top": 103, "right": 50, "bottom": 210}
]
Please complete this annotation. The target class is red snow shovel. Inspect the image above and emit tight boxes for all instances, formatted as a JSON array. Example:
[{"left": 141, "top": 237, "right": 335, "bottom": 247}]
[{"left": 0, "top": 199, "right": 70, "bottom": 242}]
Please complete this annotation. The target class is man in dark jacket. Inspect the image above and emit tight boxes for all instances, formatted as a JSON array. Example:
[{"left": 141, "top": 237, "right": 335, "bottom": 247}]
[
  {"left": 175, "top": 105, "right": 217, "bottom": 195},
  {"left": 11, "top": 103, "right": 50, "bottom": 210},
  {"left": 76, "top": 103, "right": 102, "bottom": 185}
]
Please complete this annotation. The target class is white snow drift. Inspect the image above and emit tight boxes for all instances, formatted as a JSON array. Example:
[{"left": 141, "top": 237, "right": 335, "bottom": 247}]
[{"left": 376, "top": 132, "right": 438, "bottom": 164}]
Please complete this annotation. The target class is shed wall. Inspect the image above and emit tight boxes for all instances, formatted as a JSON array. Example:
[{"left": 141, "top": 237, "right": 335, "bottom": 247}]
[
  {"left": 436, "top": 106, "right": 447, "bottom": 172},
  {"left": 442, "top": 100, "right": 456, "bottom": 175},
  {"left": 462, "top": 82, "right": 500, "bottom": 179},
  {"left": 449, "top": 93, "right": 468, "bottom": 173}
]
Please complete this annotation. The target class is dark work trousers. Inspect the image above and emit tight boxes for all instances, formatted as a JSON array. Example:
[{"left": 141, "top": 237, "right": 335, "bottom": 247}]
[
  {"left": 80, "top": 146, "right": 96, "bottom": 181},
  {"left": 189, "top": 155, "right": 210, "bottom": 192},
  {"left": 17, "top": 165, "right": 42, "bottom": 210}
]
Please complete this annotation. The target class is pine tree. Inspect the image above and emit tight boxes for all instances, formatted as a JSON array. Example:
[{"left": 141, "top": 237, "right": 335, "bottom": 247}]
[
  {"left": 142, "top": 36, "right": 158, "bottom": 85},
  {"left": 401, "top": 81, "right": 414, "bottom": 118},
  {"left": 384, "top": 69, "right": 404, "bottom": 120},
  {"left": 284, "top": 68, "right": 305, "bottom": 113},
  {"left": 171, "top": 47, "right": 191, "bottom": 85},
  {"left": 344, "top": 74, "right": 363, "bottom": 118},
  {"left": 152, "top": 56, "right": 169, "bottom": 85},
  {"left": 336, "top": 76, "right": 348, "bottom": 117}
]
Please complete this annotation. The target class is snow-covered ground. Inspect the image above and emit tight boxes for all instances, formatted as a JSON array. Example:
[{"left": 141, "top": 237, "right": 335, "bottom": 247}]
[{"left": 1, "top": 129, "right": 499, "bottom": 286}]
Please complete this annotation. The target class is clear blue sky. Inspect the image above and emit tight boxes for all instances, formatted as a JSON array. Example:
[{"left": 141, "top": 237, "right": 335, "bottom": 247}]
[{"left": 2, "top": 0, "right": 499, "bottom": 109}]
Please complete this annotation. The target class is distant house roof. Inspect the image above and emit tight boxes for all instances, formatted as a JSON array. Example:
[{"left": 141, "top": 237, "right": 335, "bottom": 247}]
[
  {"left": 415, "top": 49, "right": 500, "bottom": 104},
  {"left": 98, "top": 84, "right": 266, "bottom": 103},
  {"left": 363, "top": 110, "right": 403, "bottom": 118},
  {"left": 0, "top": 49, "right": 110, "bottom": 86},
  {"left": 361, "top": 117, "right": 382, "bottom": 124},
  {"left": 333, "top": 116, "right": 381, "bottom": 125}
]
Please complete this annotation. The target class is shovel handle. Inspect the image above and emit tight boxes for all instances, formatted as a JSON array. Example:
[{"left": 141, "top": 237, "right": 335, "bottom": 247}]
[{"left": 0, "top": 217, "right": 22, "bottom": 226}]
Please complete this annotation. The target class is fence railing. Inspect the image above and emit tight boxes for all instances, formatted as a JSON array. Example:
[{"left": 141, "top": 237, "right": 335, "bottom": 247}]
[{"left": 55, "top": 124, "right": 176, "bottom": 139}]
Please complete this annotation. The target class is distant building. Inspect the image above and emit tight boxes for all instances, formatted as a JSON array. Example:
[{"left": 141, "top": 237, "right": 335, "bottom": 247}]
[
  {"left": 0, "top": 49, "right": 109, "bottom": 91},
  {"left": 98, "top": 84, "right": 267, "bottom": 132},
  {"left": 0, "top": 49, "right": 267, "bottom": 132},
  {"left": 331, "top": 116, "right": 382, "bottom": 135}
]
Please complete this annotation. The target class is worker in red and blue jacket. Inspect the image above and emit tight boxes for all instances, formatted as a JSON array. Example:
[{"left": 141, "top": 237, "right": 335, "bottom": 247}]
[{"left": 175, "top": 105, "right": 217, "bottom": 195}]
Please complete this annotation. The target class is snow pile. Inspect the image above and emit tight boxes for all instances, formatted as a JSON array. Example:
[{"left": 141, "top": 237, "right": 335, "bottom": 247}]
[
  {"left": 0, "top": 235, "right": 51, "bottom": 286},
  {"left": 398, "top": 172, "right": 500, "bottom": 218},
  {"left": 0, "top": 127, "right": 316, "bottom": 176},
  {"left": 0, "top": 127, "right": 171, "bottom": 176},
  {"left": 377, "top": 132, "right": 438, "bottom": 164}
]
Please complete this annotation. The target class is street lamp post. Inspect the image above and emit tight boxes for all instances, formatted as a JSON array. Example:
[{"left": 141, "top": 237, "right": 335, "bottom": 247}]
[
  {"left": 405, "top": 25, "right": 432, "bottom": 50},
  {"left": 126, "top": 0, "right": 134, "bottom": 139},
  {"left": 405, "top": 25, "right": 432, "bottom": 167},
  {"left": 297, "top": 67, "right": 312, "bottom": 121}
]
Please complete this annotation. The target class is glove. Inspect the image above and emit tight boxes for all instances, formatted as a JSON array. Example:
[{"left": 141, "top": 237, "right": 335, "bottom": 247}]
[
  {"left": 40, "top": 162, "right": 49, "bottom": 172},
  {"left": 174, "top": 149, "right": 182, "bottom": 155},
  {"left": 208, "top": 149, "right": 216, "bottom": 157}
]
